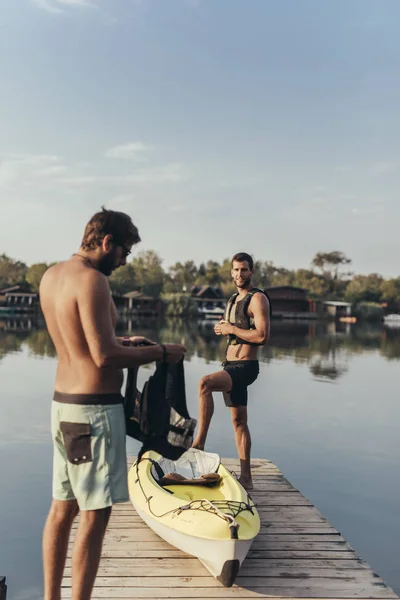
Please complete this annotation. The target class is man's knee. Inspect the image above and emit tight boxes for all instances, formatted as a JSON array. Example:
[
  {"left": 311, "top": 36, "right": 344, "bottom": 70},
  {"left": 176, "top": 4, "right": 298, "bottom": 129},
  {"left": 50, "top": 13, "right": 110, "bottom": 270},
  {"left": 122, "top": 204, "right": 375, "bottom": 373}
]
[
  {"left": 231, "top": 410, "right": 248, "bottom": 430},
  {"left": 199, "top": 375, "right": 213, "bottom": 395},
  {"left": 49, "top": 499, "right": 79, "bottom": 524},
  {"left": 80, "top": 506, "right": 112, "bottom": 528}
]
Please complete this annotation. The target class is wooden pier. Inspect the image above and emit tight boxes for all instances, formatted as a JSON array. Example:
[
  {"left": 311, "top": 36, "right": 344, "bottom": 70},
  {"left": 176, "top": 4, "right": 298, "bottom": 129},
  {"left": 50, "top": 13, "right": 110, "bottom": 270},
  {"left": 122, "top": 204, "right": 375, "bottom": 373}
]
[{"left": 62, "top": 458, "right": 399, "bottom": 599}]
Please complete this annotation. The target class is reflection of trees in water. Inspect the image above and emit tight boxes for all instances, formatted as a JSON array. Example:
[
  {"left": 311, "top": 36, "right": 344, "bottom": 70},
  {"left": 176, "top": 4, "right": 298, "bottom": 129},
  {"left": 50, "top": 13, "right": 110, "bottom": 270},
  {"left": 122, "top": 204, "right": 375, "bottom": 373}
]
[
  {"left": 0, "top": 331, "right": 25, "bottom": 360},
  {"left": 381, "top": 327, "right": 400, "bottom": 360},
  {"left": 309, "top": 358, "right": 348, "bottom": 381},
  {"left": 0, "top": 318, "right": 55, "bottom": 360},
  {"left": 158, "top": 318, "right": 225, "bottom": 363},
  {"left": 1, "top": 318, "right": 400, "bottom": 374},
  {"left": 117, "top": 316, "right": 226, "bottom": 362},
  {"left": 259, "top": 321, "right": 400, "bottom": 381},
  {"left": 25, "top": 329, "right": 56, "bottom": 358}
]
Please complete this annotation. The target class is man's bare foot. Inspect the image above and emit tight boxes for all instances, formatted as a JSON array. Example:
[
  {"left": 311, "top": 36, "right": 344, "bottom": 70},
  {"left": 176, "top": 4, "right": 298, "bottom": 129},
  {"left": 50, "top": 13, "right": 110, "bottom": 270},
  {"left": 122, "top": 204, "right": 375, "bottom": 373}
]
[
  {"left": 238, "top": 477, "right": 253, "bottom": 491},
  {"left": 191, "top": 440, "right": 204, "bottom": 450}
]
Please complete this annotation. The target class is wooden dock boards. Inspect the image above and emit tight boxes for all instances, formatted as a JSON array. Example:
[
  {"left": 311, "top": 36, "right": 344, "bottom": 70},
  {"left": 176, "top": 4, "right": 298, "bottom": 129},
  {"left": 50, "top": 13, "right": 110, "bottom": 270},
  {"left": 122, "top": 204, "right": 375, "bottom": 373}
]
[{"left": 61, "top": 458, "right": 399, "bottom": 599}]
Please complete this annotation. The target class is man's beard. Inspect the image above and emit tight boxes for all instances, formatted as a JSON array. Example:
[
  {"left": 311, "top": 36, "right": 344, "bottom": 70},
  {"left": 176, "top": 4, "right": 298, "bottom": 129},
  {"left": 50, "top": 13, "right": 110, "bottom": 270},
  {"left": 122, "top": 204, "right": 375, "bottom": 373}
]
[
  {"left": 235, "top": 276, "right": 252, "bottom": 289},
  {"left": 98, "top": 250, "right": 117, "bottom": 276}
]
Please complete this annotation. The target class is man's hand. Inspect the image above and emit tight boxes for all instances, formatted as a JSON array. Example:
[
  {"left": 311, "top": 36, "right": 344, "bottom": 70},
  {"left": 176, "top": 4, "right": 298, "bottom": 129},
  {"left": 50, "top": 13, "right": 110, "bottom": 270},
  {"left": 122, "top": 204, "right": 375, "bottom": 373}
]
[
  {"left": 163, "top": 343, "right": 186, "bottom": 364},
  {"left": 214, "top": 320, "right": 233, "bottom": 336},
  {"left": 129, "top": 336, "right": 157, "bottom": 347}
]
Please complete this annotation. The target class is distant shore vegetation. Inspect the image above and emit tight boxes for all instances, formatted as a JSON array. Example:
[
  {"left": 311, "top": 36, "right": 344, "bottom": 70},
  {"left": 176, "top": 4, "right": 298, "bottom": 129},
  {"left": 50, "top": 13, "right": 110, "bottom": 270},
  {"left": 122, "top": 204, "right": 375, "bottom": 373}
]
[{"left": 1, "top": 250, "right": 400, "bottom": 307}]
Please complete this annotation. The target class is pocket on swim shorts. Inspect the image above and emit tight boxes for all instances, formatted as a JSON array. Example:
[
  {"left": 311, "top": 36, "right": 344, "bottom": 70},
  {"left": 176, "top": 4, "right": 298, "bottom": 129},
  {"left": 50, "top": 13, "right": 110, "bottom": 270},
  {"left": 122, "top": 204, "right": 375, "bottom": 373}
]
[{"left": 60, "top": 421, "right": 93, "bottom": 465}]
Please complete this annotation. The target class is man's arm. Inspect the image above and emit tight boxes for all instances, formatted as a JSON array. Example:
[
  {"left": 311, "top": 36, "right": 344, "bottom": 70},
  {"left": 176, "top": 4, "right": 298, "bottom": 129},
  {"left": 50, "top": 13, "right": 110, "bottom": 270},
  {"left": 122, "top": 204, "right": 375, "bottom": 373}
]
[
  {"left": 79, "top": 271, "right": 184, "bottom": 367},
  {"left": 215, "top": 293, "right": 270, "bottom": 345}
]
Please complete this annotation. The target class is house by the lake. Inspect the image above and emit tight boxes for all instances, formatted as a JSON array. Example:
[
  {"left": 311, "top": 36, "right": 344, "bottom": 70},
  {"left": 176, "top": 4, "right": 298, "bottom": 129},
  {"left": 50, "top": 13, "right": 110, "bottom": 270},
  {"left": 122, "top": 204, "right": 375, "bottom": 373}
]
[
  {"left": 0, "top": 286, "right": 39, "bottom": 314},
  {"left": 266, "top": 286, "right": 318, "bottom": 319},
  {"left": 190, "top": 285, "right": 225, "bottom": 319},
  {"left": 113, "top": 291, "right": 162, "bottom": 316}
]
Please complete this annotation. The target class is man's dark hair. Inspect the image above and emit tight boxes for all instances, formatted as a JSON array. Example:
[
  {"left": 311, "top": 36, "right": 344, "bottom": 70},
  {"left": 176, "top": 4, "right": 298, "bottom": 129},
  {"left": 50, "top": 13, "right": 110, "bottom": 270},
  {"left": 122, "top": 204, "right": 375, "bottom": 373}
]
[
  {"left": 231, "top": 252, "right": 254, "bottom": 270},
  {"left": 81, "top": 207, "right": 141, "bottom": 251}
]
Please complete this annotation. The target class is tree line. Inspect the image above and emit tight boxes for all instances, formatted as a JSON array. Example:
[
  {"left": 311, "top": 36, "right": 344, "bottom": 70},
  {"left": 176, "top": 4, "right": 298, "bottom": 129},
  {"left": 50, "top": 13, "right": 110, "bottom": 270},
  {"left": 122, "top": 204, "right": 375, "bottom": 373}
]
[{"left": 1, "top": 250, "right": 400, "bottom": 306}]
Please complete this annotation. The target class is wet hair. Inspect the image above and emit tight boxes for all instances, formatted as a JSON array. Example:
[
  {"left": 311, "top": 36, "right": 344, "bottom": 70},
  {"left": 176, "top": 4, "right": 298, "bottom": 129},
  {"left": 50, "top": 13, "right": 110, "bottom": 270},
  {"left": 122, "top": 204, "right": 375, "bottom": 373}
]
[
  {"left": 81, "top": 207, "right": 141, "bottom": 251},
  {"left": 231, "top": 252, "right": 254, "bottom": 270}
]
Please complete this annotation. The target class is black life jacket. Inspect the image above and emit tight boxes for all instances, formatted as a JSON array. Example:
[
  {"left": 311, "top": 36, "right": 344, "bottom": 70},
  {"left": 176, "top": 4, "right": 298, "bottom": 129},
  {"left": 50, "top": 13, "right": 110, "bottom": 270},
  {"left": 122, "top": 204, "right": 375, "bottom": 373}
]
[
  {"left": 225, "top": 287, "right": 272, "bottom": 346},
  {"left": 124, "top": 359, "right": 197, "bottom": 461}
]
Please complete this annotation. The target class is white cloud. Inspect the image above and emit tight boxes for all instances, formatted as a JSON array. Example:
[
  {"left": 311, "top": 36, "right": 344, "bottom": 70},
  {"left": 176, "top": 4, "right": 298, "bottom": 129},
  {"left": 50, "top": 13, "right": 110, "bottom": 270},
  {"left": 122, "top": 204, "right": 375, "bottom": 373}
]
[
  {"left": 372, "top": 161, "right": 394, "bottom": 175},
  {"left": 0, "top": 154, "right": 65, "bottom": 189},
  {"left": 0, "top": 150, "right": 188, "bottom": 202},
  {"left": 30, "top": 0, "right": 98, "bottom": 13},
  {"left": 57, "top": 162, "right": 188, "bottom": 187},
  {"left": 105, "top": 142, "right": 154, "bottom": 160}
]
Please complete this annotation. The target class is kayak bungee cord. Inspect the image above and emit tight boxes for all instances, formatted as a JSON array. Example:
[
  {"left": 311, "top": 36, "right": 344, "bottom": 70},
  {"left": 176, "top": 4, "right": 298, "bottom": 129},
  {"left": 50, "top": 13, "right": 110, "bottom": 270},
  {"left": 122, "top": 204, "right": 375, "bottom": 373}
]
[{"left": 134, "top": 457, "right": 255, "bottom": 534}]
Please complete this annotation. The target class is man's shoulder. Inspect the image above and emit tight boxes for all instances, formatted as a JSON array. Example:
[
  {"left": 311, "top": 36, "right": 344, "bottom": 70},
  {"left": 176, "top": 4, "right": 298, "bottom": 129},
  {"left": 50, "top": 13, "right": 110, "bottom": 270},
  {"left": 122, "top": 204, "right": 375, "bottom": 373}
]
[
  {"left": 41, "top": 260, "right": 108, "bottom": 293},
  {"left": 76, "top": 266, "right": 109, "bottom": 295},
  {"left": 249, "top": 289, "right": 270, "bottom": 311},
  {"left": 40, "top": 261, "right": 62, "bottom": 289}
]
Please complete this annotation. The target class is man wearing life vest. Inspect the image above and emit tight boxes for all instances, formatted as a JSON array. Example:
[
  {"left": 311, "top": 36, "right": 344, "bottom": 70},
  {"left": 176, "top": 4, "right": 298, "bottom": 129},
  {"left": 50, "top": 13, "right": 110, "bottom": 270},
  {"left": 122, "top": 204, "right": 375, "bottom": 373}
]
[{"left": 192, "top": 252, "right": 270, "bottom": 490}]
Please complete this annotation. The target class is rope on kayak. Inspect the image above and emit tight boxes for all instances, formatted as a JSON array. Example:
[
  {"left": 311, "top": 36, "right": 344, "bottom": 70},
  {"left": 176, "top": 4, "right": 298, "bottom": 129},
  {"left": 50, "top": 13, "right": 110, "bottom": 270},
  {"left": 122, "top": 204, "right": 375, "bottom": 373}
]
[{"left": 133, "top": 458, "right": 255, "bottom": 530}]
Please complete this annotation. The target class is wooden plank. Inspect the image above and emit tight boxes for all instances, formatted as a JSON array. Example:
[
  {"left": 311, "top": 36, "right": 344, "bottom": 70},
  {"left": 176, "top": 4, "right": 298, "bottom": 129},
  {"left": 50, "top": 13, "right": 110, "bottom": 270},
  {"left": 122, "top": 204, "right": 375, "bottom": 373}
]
[
  {"left": 63, "top": 565, "right": 376, "bottom": 578},
  {"left": 62, "top": 574, "right": 394, "bottom": 588},
  {"left": 60, "top": 585, "right": 398, "bottom": 599},
  {"left": 94, "top": 530, "right": 348, "bottom": 549},
  {"left": 69, "top": 525, "right": 349, "bottom": 538},
  {"left": 68, "top": 540, "right": 353, "bottom": 553},
  {"left": 65, "top": 558, "right": 370, "bottom": 570},
  {"left": 69, "top": 527, "right": 346, "bottom": 549},
  {"left": 83, "top": 514, "right": 330, "bottom": 526},
  {"left": 94, "top": 549, "right": 364, "bottom": 561}
]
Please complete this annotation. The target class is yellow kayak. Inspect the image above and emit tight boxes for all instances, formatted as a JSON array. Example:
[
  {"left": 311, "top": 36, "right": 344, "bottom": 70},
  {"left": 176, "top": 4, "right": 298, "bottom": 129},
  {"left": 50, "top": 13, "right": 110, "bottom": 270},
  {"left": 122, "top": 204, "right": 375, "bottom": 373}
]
[{"left": 128, "top": 448, "right": 260, "bottom": 587}]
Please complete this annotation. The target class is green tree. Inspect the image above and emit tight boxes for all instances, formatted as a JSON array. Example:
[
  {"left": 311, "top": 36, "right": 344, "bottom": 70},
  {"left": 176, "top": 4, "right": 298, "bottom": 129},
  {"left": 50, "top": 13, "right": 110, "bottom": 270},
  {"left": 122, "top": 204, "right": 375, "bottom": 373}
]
[
  {"left": 162, "top": 293, "right": 200, "bottom": 317},
  {"left": 344, "top": 274, "right": 384, "bottom": 303},
  {"left": 293, "top": 269, "right": 330, "bottom": 298},
  {"left": 311, "top": 251, "right": 352, "bottom": 296},
  {"left": 26, "top": 263, "right": 50, "bottom": 292},
  {"left": 205, "top": 260, "right": 221, "bottom": 286},
  {"left": 253, "top": 260, "right": 282, "bottom": 288},
  {"left": 218, "top": 259, "right": 233, "bottom": 284},
  {"left": 380, "top": 278, "right": 400, "bottom": 304},
  {"left": 168, "top": 260, "right": 198, "bottom": 292},
  {"left": 194, "top": 262, "right": 207, "bottom": 285},
  {"left": 0, "top": 254, "right": 28, "bottom": 289},
  {"left": 269, "top": 267, "right": 294, "bottom": 287},
  {"left": 109, "top": 263, "right": 136, "bottom": 296},
  {"left": 131, "top": 250, "right": 165, "bottom": 297}
]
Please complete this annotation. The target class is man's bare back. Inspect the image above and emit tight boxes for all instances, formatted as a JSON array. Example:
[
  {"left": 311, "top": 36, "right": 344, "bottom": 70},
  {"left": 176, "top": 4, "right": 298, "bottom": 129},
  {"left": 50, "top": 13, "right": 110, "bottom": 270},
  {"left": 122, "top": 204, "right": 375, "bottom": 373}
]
[{"left": 41, "top": 258, "right": 124, "bottom": 395}]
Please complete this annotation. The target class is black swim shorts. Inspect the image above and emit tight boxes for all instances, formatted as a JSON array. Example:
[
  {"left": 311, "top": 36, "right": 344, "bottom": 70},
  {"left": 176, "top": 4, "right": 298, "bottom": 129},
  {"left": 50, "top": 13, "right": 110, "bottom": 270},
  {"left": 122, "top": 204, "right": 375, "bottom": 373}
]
[{"left": 222, "top": 360, "right": 260, "bottom": 407}]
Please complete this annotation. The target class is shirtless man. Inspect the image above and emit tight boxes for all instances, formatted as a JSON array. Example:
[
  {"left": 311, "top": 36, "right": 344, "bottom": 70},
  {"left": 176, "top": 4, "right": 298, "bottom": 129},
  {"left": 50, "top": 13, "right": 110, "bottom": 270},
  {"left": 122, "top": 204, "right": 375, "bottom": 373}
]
[
  {"left": 192, "top": 252, "right": 270, "bottom": 490},
  {"left": 40, "top": 208, "right": 185, "bottom": 600}
]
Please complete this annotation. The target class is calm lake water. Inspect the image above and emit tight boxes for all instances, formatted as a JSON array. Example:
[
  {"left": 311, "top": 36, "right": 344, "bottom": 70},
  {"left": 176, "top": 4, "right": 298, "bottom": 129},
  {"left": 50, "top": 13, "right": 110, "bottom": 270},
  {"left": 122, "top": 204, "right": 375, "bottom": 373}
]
[{"left": 1, "top": 316, "right": 400, "bottom": 599}]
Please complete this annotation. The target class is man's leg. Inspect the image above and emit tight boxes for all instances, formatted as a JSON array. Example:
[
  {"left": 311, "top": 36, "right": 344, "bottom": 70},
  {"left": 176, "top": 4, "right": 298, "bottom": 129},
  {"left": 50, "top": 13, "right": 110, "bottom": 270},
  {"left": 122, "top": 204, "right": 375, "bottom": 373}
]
[
  {"left": 43, "top": 498, "right": 79, "bottom": 600},
  {"left": 230, "top": 406, "right": 253, "bottom": 490},
  {"left": 192, "top": 370, "right": 232, "bottom": 450},
  {"left": 71, "top": 506, "right": 112, "bottom": 600}
]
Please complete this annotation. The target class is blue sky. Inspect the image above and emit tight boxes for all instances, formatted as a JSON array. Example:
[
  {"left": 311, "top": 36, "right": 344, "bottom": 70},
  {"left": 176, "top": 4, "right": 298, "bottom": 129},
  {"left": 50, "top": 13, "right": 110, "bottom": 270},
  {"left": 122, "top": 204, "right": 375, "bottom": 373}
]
[{"left": 1, "top": 0, "right": 400, "bottom": 276}]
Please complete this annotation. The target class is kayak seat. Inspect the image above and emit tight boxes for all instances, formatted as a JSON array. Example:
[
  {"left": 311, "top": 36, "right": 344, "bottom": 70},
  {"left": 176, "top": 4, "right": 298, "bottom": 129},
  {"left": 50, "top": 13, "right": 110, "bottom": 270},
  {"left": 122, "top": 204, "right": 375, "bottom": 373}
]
[
  {"left": 159, "top": 472, "right": 221, "bottom": 487},
  {"left": 151, "top": 449, "right": 221, "bottom": 486}
]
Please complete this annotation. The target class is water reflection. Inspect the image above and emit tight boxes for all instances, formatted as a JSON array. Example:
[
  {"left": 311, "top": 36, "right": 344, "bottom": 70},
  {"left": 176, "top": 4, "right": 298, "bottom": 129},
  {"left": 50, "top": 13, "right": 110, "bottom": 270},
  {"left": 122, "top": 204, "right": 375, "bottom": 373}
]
[{"left": 1, "top": 317, "right": 400, "bottom": 381}]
